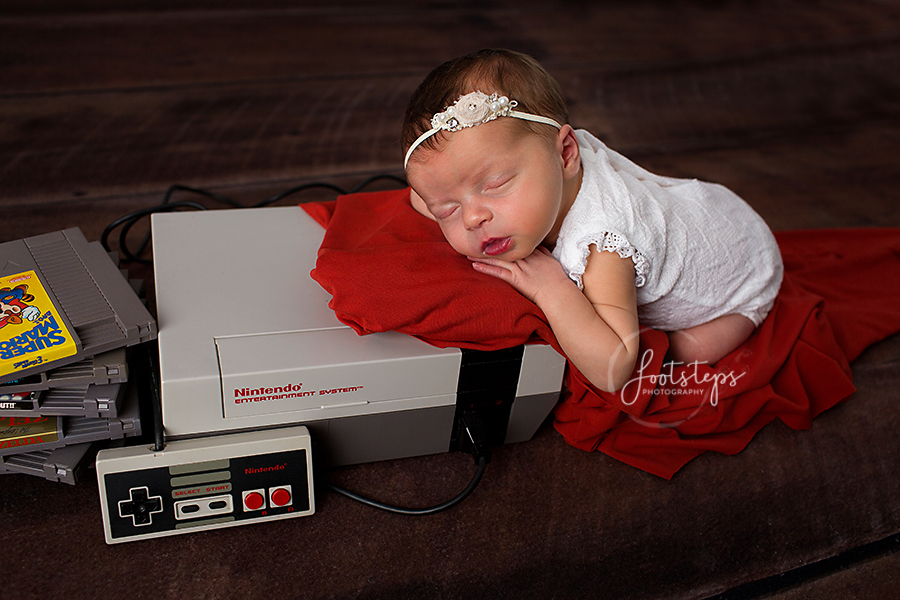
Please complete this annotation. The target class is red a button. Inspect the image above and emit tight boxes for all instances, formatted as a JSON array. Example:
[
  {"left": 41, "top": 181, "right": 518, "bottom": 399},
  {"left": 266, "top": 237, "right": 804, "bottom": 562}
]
[{"left": 270, "top": 487, "right": 291, "bottom": 507}]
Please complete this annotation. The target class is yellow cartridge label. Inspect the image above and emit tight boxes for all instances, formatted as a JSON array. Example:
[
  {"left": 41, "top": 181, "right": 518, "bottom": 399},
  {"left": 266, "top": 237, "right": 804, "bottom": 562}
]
[
  {"left": 0, "top": 416, "right": 60, "bottom": 451},
  {"left": 0, "top": 271, "right": 78, "bottom": 378}
]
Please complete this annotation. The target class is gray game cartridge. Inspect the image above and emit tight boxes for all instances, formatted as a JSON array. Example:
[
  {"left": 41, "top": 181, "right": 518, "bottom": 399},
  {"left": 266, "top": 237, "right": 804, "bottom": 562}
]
[
  {"left": 0, "top": 348, "right": 128, "bottom": 395},
  {"left": 0, "top": 228, "right": 157, "bottom": 384},
  {"left": 0, "top": 441, "right": 96, "bottom": 485},
  {"left": 0, "top": 381, "right": 124, "bottom": 419},
  {"left": 0, "top": 380, "right": 140, "bottom": 457},
  {"left": 62, "top": 383, "right": 140, "bottom": 444},
  {"left": 0, "top": 382, "right": 124, "bottom": 418},
  {"left": 40, "top": 382, "right": 125, "bottom": 418}
]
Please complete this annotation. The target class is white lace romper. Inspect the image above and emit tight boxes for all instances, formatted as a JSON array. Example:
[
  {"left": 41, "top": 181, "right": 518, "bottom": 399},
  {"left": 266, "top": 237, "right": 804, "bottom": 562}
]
[{"left": 552, "top": 130, "right": 783, "bottom": 331}]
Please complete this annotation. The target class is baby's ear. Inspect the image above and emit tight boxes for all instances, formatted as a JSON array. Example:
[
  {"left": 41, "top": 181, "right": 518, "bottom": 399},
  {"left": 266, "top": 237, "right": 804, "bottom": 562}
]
[
  {"left": 409, "top": 188, "right": 437, "bottom": 221},
  {"left": 558, "top": 125, "right": 581, "bottom": 177}
]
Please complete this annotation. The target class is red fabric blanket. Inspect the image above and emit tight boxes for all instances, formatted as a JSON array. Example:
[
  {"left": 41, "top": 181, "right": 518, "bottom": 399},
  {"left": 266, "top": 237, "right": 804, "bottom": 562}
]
[{"left": 302, "top": 188, "right": 900, "bottom": 479}]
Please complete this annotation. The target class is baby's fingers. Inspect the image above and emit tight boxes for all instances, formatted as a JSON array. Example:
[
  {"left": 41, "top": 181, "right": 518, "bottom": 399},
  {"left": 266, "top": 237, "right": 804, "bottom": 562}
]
[
  {"left": 468, "top": 255, "right": 513, "bottom": 267},
  {"left": 470, "top": 259, "right": 515, "bottom": 284}
]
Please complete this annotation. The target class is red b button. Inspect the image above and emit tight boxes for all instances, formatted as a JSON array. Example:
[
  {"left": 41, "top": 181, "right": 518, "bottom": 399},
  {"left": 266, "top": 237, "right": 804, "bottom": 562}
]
[{"left": 243, "top": 491, "right": 265, "bottom": 511}]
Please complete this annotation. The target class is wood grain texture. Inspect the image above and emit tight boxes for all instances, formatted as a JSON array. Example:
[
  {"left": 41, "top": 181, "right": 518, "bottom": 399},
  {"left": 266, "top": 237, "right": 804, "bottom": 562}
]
[{"left": 1, "top": 1, "right": 899, "bottom": 211}]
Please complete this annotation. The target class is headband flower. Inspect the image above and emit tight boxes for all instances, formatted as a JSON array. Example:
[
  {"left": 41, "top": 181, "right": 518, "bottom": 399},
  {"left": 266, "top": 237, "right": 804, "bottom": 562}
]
[
  {"left": 404, "top": 90, "right": 563, "bottom": 168},
  {"left": 432, "top": 92, "right": 513, "bottom": 132}
]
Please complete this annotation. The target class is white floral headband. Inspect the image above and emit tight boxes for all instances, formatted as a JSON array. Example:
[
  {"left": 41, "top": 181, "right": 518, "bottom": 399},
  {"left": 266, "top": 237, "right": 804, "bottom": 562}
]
[{"left": 403, "top": 91, "right": 563, "bottom": 168}]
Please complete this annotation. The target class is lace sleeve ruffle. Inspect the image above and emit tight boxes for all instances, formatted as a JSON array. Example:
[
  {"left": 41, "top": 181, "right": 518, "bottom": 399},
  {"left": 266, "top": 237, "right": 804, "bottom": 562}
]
[{"left": 566, "top": 232, "right": 650, "bottom": 289}]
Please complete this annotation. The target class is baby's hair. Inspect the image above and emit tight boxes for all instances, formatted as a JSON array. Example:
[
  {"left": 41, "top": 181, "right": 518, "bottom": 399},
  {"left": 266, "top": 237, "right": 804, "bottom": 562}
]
[{"left": 402, "top": 49, "right": 569, "bottom": 161}]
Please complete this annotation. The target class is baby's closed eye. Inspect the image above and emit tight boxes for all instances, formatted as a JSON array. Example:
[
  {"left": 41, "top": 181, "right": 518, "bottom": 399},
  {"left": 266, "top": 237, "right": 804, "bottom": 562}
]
[
  {"left": 433, "top": 204, "right": 459, "bottom": 219},
  {"left": 483, "top": 176, "right": 514, "bottom": 195}
]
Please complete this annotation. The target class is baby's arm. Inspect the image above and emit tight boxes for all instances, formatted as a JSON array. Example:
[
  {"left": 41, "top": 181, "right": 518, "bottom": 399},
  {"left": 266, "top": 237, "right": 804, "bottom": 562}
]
[{"left": 471, "top": 245, "right": 640, "bottom": 392}]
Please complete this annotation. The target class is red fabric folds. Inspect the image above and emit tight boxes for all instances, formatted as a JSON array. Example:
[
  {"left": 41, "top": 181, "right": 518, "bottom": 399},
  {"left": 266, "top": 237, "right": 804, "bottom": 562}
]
[
  {"left": 302, "top": 189, "right": 900, "bottom": 479},
  {"left": 304, "top": 189, "right": 556, "bottom": 351}
]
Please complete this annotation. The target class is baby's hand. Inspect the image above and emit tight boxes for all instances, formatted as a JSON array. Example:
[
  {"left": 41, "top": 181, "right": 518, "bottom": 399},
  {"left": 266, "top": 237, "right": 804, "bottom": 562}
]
[{"left": 469, "top": 246, "right": 572, "bottom": 305}]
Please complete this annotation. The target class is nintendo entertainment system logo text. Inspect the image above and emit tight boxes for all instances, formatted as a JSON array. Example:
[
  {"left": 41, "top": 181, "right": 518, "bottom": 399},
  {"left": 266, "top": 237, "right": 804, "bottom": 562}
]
[{"left": 233, "top": 382, "right": 364, "bottom": 405}]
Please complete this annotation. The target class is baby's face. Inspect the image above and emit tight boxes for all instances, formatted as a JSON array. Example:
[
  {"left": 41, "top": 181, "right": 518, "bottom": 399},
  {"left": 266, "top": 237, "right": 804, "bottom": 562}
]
[{"left": 407, "top": 119, "right": 571, "bottom": 261}]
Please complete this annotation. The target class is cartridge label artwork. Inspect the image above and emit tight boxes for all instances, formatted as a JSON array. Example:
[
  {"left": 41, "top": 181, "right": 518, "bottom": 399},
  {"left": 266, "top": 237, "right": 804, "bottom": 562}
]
[
  {"left": 0, "top": 416, "right": 60, "bottom": 450},
  {"left": 0, "top": 271, "right": 78, "bottom": 378}
]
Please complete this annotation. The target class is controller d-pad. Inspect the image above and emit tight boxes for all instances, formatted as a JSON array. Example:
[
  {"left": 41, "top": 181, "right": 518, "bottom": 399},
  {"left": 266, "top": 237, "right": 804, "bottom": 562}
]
[{"left": 118, "top": 486, "right": 163, "bottom": 527}]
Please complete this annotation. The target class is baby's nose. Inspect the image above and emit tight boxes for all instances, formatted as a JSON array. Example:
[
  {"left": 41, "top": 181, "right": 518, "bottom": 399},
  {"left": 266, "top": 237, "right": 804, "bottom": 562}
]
[{"left": 463, "top": 205, "right": 492, "bottom": 230}]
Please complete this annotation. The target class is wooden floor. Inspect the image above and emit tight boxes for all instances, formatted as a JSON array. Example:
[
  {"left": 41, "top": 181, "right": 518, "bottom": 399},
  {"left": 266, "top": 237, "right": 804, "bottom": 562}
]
[{"left": 2, "top": 2, "right": 900, "bottom": 599}]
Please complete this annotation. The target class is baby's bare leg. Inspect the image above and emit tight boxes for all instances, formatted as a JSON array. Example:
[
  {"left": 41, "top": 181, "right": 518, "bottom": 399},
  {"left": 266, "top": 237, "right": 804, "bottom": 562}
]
[{"left": 667, "top": 314, "right": 756, "bottom": 366}]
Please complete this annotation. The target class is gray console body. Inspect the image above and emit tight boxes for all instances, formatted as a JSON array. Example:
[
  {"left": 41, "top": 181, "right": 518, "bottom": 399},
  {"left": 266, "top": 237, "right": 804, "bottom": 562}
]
[{"left": 152, "top": 206, "right": 565, "bottom": 466}]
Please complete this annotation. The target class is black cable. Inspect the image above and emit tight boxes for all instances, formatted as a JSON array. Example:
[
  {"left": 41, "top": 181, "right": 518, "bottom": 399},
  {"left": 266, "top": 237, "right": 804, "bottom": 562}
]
[
  {"left": 101, "top": 175, "right": 407, "bottom": 264},
  {"left": 327, "top": 410, "right": 492, "bottom": 515},
  {"left": 120, "top": 201, "right": 209, "bottom": 264},
  {"left": 128, "top": 185, "right": 242, "bottom": 262},
  {"left": 101, "top": 183, "right": 246, "bottom": 264},
  {"left": 346, "top": 173, "right": 407, "bottom": 194},
  {"left": 327, "top": 454, "right": 488, "bottom": 516},
  {"left": 101, "top": 200, "right": 209, "bottom": 264},
  {"left": 156, "top": 183, "right": 244, "bottom": 210},
  {"left": 254, "top": 182, "right": 347, "bottom": 208},
  {"left": 144, "top": 342, "right": 165, "bottom": 452}
]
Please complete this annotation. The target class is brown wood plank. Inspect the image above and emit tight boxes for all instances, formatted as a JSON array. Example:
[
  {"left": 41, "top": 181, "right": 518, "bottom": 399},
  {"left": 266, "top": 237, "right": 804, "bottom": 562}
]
[
  {"left": 0, "top": 74, "right": 417, "bottom": 204},
  {"left": 1, "top": 1, "right": 899, "bottom": 94},
  {"left": 1, "top": 39, "right": 897, "bottom": 206},
  {"left": 566, "top": 38, "right": 900, "bottom": 152},
  {"left": 638, "top": 120, "right": 900, "bottom": 231}
]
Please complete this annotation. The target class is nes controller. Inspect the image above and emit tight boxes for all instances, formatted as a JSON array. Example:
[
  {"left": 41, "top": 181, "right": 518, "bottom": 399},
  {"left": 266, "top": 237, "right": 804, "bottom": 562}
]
[{"left": 96, "top": 426, "right": 314, "bottom": 544}]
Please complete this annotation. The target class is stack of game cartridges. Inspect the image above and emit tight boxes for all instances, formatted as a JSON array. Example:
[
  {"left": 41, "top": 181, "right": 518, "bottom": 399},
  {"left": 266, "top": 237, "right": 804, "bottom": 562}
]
[{"left": 1, "top": 228, "right": 157, "bottom": 484}]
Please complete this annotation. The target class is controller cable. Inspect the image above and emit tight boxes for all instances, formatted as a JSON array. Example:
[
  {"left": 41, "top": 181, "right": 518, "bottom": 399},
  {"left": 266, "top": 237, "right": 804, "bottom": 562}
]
[{"left": 327, "top": 411, "right": 492, "bottom": 516}]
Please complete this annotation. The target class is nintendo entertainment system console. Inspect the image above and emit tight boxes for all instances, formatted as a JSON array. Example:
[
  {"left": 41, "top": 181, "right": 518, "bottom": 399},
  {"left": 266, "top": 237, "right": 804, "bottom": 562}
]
[{"left": 96, "top": 204, "right": 565, "bottom": 543}]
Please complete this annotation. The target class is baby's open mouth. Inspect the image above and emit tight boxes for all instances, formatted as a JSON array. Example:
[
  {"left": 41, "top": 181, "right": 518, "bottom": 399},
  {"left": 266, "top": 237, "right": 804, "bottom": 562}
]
[{"left": 482, "top": 237, "right": 512, "bottom": 256}]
